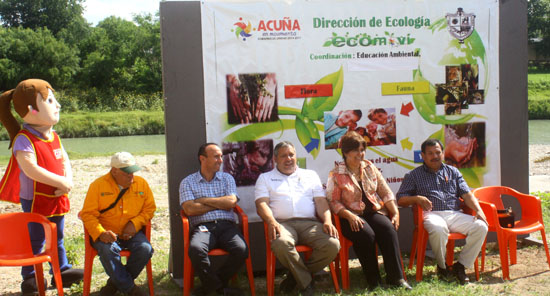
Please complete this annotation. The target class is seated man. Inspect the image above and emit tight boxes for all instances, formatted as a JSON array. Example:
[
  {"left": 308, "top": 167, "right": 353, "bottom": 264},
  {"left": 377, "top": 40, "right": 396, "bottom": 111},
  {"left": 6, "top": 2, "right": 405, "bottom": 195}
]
[
  {"left": 396, "top": 139, "right": 488, "bottom": 284},
  {"left": 255, "top": 141, "right": 340, "bottom": 296},
  {"left": 180, "top": 143, "right": 249, "bottom": 296},
  {"left": 81, "top": 152, "right": 156, "bottom": 296}
]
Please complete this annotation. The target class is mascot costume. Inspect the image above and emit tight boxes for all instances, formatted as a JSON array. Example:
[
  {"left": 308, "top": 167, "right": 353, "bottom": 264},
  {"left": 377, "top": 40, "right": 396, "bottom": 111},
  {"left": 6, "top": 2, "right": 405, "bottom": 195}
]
[{"left": 0, "top": 79, "right": 84, "bottom": 295}]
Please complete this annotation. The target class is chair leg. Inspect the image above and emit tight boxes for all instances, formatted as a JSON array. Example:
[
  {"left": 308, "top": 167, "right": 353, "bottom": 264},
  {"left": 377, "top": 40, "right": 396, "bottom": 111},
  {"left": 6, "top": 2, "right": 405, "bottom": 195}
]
[
  {"left": 474, "top": 257, "right": 480, "bottom": 281},
  {"left": 328, "top": 261, "right": 340, "bottom": 293},
  {"left": 446, "top": 240, "right": 455, "bottom": 267},
  {"left": 409, "top": 228, "right": 417, "bottom": 270},
  {"left": 399, "top": 252, "right": 407, "bottom": 281},
  {"left": 416, "top": 231, "right": 428, "bottom": 282},
  {"left": 146, "top": 260, "right": 154, "bottom": 296},
  {"left": 540, "top": 229, "right": 550, "bottom": 270},
  {"left": 183, "top": 254, "right": 193, "bottom": 296},
  {"left": 51, "top": 258, "right": 65, "bottom": 296},
  {"left": 341, "top": 250, "right": 350, "bottom": 290},
  {"left": 245, "top": 256, "right": 256, "bottom": 296},
  {"left": 266, "top": 253, "right": 275, "bottom": 296},
  {"left": 83, "top": 251, "right": 94, "bottom": 296},
  {"left": 497, "top": 235, "right": 510, "bottom": 280},
  {"left": 34, "top": 263, "right": 46, "bottom": 296},
  {"left": 508, "top": 235, "right": 517, "bottom": 265},
  {"left": 481, "top": 238, "right": 487, "bottom": 272}
]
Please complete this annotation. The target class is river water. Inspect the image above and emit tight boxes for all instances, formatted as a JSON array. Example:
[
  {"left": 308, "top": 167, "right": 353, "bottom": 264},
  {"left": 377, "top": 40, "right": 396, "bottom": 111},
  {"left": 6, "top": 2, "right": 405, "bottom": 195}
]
[
  {"left": 0, "top": 134, "right": 166, "bottom": 158},
  {"left": 0, "top": 120, "right": 547, "bottom": 157}
]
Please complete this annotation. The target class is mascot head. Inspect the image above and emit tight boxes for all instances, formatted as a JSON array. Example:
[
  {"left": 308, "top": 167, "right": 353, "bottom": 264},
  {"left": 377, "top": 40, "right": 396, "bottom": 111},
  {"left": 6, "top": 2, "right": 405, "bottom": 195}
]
[{"left": 0, "top": 79, "right": 60, "bottom": 146}]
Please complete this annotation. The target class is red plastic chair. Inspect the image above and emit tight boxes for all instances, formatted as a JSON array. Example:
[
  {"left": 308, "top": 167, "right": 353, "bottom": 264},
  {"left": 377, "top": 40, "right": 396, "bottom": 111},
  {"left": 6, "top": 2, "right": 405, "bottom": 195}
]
[
  {"left": 332, "top": 213, "right": 407, "bottom": 290},
  {"left": 263, "top": 222, "right": 340, "bottom": 296},
  {"left": 473, "top": 186, "right": 550, "bottom": 280},
  {"left": 181, "top": 206, "right": 255, "bottom": 296},
  {"left": 0, "top": 212, "right": 64, "bottom": 296},
  {"left": 408, "top": 205, "right": 479, "bottom": 282},
  {"left": 82, "top": 221, "right": 154, "bottom": 296}
]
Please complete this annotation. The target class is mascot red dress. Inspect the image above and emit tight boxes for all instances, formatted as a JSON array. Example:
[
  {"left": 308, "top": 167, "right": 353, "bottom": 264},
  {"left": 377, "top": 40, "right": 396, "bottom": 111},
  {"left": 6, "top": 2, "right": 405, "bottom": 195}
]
[{"left": 0, "top": 79, "right": 83, "bottom": 295}]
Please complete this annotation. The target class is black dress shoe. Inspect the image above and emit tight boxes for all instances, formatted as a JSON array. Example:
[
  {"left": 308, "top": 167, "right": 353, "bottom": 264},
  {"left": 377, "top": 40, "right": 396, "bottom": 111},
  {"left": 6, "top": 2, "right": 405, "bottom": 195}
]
[
  {"left": 299, "top": 281, "right": 314, "bottom": 296},
  {"left": 453, "top": 262, "right": 470, "bottom": 285},
  {"left": 52, "top": 268, "right": 84, "bottom": 287},
  {"left": 279, "top": 272, "right": 297, "bottom": 293},
  {"left": 21, "top": 276, "right": 47, "bottom": 296},
  {"left": 99, "top": 278, "right": 118, "bottom": 296},
  {"left": 437, "top": 265, "right": 453, "bottom": 281},
  {"left": 390, "top": 279, "right": 412, "bottom": 290},
  {"left": 216, "top": 287, "right": 243, "bottom": 296}
]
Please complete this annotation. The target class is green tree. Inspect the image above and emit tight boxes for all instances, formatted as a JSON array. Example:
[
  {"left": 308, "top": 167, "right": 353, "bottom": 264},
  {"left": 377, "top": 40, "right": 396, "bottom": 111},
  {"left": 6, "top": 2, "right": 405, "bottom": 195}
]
[
  {"left": 528, "top": 0, "right": 550, "bottom": 57},
  {"left": 78, "top": 14, "right": 162, "bottom": 93},
  {"left": 0, "top": 27, "right": 79, "bottom": 90},
  {"left": 132, "top": 13, "right": 162, "bottom": 93},
  {"left": 0, "top": 0, "right": 85, "bottom": 36}
]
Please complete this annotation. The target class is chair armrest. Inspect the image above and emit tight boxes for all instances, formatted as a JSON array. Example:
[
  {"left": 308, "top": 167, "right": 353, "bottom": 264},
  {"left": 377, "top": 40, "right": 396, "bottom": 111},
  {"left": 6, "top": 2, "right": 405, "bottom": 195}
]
[
  {"left": 478, "top": 201, "right": 499, "bottom": 227},
  {"left": 233, "top": 205, "right": 250, "bottom": 239},
  {"left": 412, "top": 204, "right": 423, "bottom": 230},
  {"left": 144, "top": 221, "right": 152, "bottom": 240},
  {"left": 180, "top": 210, "right": 191, "bottom": 245},
  {"left": 516, "top": 192, "right": 543, "bottom": 220}
]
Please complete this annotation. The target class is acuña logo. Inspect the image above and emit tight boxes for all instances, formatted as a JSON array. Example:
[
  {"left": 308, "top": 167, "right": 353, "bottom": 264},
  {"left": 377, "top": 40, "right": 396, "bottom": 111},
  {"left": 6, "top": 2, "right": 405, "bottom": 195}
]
[
  {"left": 232, "top": 17, "right": 253, "bottom": 41},
  {"left": 231, "top": 17, "right": 302, "bottom": 41},
  {"left": 323, "top": 32, "right": 415, "bottom": 47},
  {"left": 257, "top": 17, "right": 301, "bottom": 32}
]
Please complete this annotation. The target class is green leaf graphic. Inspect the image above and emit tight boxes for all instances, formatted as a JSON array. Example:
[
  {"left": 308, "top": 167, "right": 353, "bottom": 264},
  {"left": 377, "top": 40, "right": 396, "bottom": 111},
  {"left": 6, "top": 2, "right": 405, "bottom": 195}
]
[
  {"left": 295, "top": 115, "right": 321, "bottom": 159},
  {"left": 301, "top": 66, "right": 344, "bottom": 121},
  {"left": 223, "top": 120, "right": 295, "bottom": 142},
  {"left": 412, "top": 69, "right": 477, "bottom": 125},
  {"left": 459, "top": 167, "right": 481, "bottom": 188}
]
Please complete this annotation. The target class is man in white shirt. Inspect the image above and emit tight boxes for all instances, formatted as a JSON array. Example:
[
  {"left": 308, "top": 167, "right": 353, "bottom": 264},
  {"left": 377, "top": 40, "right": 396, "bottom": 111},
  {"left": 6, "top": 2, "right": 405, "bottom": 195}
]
[{"left": 255, "top": 141, "right": 340, "bottom": 296}]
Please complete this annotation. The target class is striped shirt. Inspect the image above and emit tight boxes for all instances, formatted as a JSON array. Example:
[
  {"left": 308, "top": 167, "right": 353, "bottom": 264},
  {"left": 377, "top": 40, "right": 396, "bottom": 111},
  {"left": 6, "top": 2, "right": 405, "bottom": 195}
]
[
  {"left": 179, "top": 171, "right": 238, "bottom": 226},
  {"left": 396, "top": 163, "right": 470, "bottom": 211}
]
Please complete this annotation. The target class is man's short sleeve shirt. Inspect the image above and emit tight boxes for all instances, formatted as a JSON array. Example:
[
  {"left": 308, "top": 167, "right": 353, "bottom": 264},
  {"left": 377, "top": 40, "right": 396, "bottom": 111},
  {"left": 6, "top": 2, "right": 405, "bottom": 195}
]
[
  {"left": 396, "top": 163, "right": 470, "bottom": 211},
  {"left": 179, "top": 171, "right": 238, "bottom": 226},
  {"left": 254, "top": 167, "right": 325, "bottom": 220}
]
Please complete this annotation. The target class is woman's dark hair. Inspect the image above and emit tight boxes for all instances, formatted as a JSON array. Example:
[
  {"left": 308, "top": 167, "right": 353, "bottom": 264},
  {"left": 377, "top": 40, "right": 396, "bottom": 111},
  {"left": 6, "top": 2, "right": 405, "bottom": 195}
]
[{"left": 340, "top": 131, "right": 367, "bottom": 160}]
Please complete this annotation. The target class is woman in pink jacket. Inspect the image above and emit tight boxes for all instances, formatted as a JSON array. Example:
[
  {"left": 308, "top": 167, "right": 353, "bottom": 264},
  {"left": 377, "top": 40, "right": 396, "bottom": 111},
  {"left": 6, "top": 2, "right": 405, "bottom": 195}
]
[{"left": 326, "top": 131, "right": 411, "bottom": 291}]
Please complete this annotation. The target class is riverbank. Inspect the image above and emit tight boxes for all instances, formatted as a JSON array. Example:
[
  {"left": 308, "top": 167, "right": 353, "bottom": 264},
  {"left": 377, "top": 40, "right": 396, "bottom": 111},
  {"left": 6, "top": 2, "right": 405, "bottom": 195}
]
[{"left": 529, "top": 144, "right": 550, "bottom": 192}]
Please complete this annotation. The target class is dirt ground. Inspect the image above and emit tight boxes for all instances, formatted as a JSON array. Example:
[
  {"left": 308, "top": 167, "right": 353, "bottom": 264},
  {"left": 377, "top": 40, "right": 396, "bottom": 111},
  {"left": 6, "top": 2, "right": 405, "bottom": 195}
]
[{"left": 1, "top": 153, "right": 549, "bottom": 295}]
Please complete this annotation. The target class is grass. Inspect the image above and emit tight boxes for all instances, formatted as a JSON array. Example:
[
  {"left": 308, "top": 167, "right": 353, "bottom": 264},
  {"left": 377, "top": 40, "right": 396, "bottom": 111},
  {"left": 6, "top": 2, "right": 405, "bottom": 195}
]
[{"left": 0, "top": 110, "right": 165, "bottom": 141}]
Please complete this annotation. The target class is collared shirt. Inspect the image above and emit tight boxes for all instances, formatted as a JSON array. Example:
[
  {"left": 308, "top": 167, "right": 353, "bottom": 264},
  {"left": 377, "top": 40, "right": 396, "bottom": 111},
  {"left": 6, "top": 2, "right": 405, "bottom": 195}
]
[
  {"left": 80, "top": 173, "right": 156, "bottom": 241},
  {"left": 254, "top": 167, "right": 325, "bottom": 220},
  {"left": 396, "top": 163, "right": 470, "bottom": 211},
  {"left": 179, "top": 171, "right": 238, "bottom": 226}
]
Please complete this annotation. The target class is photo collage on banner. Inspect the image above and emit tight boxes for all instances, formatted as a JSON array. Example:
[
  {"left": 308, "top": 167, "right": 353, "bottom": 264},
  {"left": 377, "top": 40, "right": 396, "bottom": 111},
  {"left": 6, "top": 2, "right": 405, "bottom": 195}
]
[{"left": 200, "top": 0, "right": 500, "bottom": 221}]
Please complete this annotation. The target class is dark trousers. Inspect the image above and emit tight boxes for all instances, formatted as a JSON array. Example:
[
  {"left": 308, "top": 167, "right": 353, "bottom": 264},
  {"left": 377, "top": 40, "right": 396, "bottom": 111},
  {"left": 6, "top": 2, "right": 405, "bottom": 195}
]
[
  {"left": 188, "top": 220, "right": 248, "bottom": 293},
  {"left": 339, "top": 212, "right": 404, "bottom": 286},
  {"left": 21, "top": 199, "right": 71, "bottom": 279}
]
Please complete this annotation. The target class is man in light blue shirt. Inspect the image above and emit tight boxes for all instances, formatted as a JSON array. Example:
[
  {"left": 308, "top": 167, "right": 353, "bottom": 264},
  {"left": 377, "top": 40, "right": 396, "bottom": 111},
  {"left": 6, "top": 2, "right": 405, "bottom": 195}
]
[{"left": 179, "top": 143, "right": 248, "bottom": 296}]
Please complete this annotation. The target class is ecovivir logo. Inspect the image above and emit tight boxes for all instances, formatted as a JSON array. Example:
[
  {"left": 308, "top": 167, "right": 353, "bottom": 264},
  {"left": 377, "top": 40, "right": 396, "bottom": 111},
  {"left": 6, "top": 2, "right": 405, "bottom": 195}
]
[
  {"left": 231, "top": 17, "right": 302, "bottom": 41},
  {"left": 232, "top": 18, "right": 253, "bottom": 41}
]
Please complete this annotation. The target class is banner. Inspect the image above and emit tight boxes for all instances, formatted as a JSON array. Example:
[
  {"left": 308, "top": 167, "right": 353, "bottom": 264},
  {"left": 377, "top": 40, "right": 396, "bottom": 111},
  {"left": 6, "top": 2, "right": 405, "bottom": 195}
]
[{"left": 201, "top": 0, "right": 500, "bottom": 221}]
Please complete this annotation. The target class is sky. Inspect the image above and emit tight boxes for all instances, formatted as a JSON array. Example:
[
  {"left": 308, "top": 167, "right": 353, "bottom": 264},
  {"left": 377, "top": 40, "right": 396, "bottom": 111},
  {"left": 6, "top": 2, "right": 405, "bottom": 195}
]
[{"left": 82, "top": 0, "right": 160, "bottom": 25}]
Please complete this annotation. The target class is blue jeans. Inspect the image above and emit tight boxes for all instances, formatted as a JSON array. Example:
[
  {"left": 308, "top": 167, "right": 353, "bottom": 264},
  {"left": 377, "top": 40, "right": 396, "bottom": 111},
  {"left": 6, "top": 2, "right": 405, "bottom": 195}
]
[
  {"left": 92, "top": 231, "right": 153, "bottom": 293},
  {"left": 21, "top": 199, "right": 72, "bottom": 279}
]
